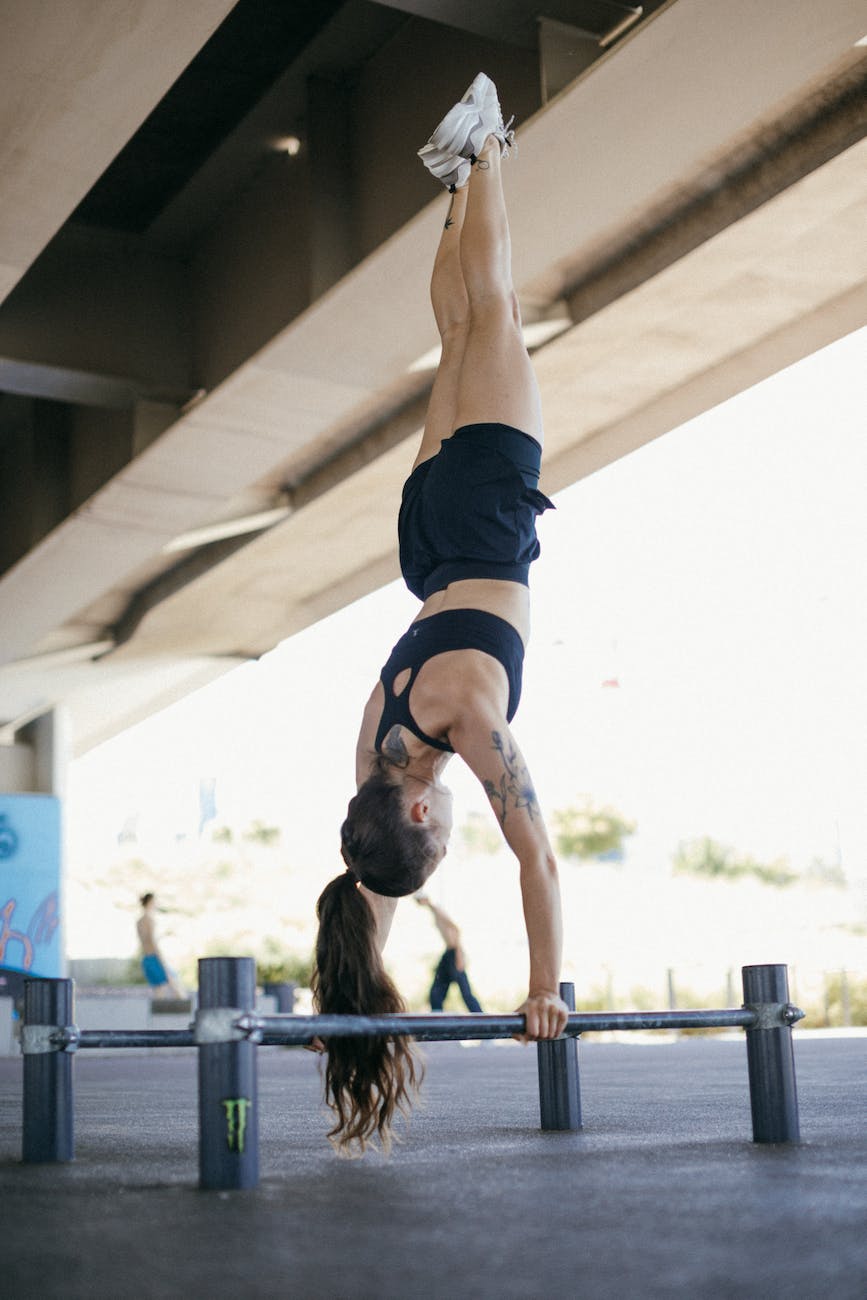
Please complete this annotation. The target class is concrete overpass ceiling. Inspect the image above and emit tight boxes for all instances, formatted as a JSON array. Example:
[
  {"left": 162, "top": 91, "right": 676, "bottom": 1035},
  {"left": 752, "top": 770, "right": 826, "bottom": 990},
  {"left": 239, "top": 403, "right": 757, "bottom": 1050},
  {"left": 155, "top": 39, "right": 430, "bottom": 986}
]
[{"left": 0, "top": 0, "right": 865, "bottom": 754}]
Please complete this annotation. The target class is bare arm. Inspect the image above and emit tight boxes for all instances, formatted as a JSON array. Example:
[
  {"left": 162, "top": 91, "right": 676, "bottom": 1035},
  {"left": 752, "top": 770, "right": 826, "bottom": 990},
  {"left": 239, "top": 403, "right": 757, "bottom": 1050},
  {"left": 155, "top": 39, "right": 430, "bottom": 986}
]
[
  {"left": 449, "top": 711, "right": 567, "bottom": 1040},
  {"left": 417, "top": 897, "right": 461, "bottom": 950}
]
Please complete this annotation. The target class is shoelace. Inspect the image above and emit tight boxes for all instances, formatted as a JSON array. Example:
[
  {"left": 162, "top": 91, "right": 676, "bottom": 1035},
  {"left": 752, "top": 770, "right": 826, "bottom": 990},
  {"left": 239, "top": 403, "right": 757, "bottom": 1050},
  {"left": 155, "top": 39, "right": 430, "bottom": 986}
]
[{"left": 501, "top": 115, "right": 516, "bottom": 160}]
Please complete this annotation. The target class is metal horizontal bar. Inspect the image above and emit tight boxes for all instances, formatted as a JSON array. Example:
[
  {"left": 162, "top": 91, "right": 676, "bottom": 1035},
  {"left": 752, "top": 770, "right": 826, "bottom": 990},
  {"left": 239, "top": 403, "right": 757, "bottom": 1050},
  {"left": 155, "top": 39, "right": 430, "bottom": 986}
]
[
  {"left": 78, "top": 1029, "right": 196, "bottom": 1049},
  {"left": 256, "top": 1008, "right": 757, "bottom": 1045},
  {"left": 70, "top": 1008, "right": 758, "bottom": 1050}
]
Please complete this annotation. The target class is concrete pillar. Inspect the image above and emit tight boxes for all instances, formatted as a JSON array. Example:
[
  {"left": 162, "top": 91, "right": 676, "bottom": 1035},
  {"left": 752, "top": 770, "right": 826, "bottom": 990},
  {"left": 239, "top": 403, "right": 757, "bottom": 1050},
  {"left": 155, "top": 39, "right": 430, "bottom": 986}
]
[
  {"left": 0, "top": 743, "right": 36, "bottom": 793},
  {"left": 0, "top": 705, "right": 70, "bottom": 796},
  {"left": 20, "top": 707, "right": 71, "bottom": 802}
]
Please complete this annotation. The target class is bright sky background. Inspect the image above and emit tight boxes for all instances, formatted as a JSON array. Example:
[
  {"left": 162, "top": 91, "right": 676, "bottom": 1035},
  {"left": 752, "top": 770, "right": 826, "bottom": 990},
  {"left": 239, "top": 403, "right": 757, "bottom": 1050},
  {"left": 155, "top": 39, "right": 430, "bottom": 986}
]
[{"left": 67, "top": 325, "right": 867, "bottom": 986}]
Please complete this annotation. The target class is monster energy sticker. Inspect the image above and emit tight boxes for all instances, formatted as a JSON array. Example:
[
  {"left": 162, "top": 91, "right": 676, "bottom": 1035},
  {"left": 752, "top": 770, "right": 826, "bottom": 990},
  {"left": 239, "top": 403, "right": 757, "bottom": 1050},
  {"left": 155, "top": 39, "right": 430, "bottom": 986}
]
[{"left": 222, "top": 1098, "right": 252, "bottom": 1153}]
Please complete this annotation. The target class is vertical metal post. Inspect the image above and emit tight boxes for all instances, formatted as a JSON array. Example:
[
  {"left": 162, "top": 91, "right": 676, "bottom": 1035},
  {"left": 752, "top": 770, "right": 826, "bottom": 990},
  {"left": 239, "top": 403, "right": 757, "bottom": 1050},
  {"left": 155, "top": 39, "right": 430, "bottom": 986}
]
[
  {"left": 263, "top": 980, "right": 296, "bottom": 1013},
  {"left": 197, "top": 957, "right": 259, "bottom": 1190},
  {"left": 742, "top": 964, "right": 801, "bottom": 1144},
  {"left": 22, "top": 978, "right": 75, "bottom": 1163},
  {"left": 537, "top": 981, "right": 582, "bottom": 1131},
  {"left": 840, "top": 969, "right": 851, "bottom": 1027}
]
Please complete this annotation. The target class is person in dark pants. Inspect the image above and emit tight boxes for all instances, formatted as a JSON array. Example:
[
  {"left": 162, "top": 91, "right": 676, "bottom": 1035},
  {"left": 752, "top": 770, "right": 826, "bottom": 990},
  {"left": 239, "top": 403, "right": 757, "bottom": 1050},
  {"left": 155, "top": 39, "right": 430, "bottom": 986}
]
[{"left": 417, "top": 894, "right": 483, "bottom": 1012}]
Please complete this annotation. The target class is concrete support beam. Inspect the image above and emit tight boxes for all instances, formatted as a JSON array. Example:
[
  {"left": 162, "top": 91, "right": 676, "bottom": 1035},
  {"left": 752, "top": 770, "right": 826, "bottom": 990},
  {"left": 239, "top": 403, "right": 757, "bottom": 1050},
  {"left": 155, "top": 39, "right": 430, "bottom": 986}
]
[
  {"left": 563, "top": 59, "right": 867, "bottom": 327},
  {"left": 0, "top": 397, "right": 70, "bottom": 575},
  {"left": 0, "top": 0, "right": 238, "bottom": 306},
  {"left": 0, "top": 17, "right": 542, "bottom": 408},
  {"left": 307, "top": 74, "right": 358, "bottom": 300},
  {"left": 190, "top": 152, "right": 312, "bottom": 393},
  {"left": 0, "top": 394, "right": 185, "bottom": 579},
  {"left": 514, "top": 0, "right": 867, "bottom": 308},
  {"left": 0, "top": 230, "right": 192, "bottom": 406},
  {"left": 543, "top": 279, "right": 867, "bottom": 494}
]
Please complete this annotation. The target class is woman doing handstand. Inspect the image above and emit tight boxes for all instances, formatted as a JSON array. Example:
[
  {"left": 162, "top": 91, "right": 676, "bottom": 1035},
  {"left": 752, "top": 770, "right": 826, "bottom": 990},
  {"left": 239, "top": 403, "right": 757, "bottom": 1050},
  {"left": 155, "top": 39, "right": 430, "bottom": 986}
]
[{"left": 313, "top": 73, "right": 569, "bottom": 1152}]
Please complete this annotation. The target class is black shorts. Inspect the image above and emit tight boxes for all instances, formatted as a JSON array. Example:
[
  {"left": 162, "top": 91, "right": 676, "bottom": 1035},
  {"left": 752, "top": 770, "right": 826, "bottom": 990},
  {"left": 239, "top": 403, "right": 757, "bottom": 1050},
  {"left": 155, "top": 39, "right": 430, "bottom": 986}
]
[{"left": 398, "top": 422, "right": 555, "bottom": 601}]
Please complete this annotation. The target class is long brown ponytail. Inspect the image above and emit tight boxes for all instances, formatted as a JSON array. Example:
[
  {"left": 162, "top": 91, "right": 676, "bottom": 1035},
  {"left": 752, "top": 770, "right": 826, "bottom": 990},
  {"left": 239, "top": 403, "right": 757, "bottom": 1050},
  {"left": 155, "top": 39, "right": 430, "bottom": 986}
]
[{"left": 313, "top": 872, "right": 423, "bottom": 1153}]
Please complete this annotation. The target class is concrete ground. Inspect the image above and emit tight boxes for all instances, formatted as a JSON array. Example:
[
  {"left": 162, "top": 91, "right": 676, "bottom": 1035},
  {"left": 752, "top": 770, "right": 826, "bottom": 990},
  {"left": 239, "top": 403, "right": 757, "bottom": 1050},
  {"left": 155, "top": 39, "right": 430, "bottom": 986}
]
[{"left": 0, "top": 1034, "right": 864, "bottom": 1300}]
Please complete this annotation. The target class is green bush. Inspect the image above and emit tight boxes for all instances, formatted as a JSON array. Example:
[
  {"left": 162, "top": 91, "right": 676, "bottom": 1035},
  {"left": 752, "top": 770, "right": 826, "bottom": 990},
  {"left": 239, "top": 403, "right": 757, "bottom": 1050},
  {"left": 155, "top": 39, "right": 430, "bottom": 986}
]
[
  {"left": 673, "top": 837, "right": 797, "bottom": 887},
  {"left": 553, "top": 801, "right": 636, "bottom": 861},
  {"left": 254, "top": 942, "right": 314, "bottom": 988},
  {"left": 802, "top": 972, "right": 867, "bottom": 1027}
]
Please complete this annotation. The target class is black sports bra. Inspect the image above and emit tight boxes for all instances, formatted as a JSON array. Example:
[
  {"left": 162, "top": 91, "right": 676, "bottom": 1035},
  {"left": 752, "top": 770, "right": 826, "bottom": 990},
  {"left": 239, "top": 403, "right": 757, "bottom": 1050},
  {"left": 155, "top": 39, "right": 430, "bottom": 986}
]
[{"left": 375, "top": 609, "right": 525, "bottom": 755}]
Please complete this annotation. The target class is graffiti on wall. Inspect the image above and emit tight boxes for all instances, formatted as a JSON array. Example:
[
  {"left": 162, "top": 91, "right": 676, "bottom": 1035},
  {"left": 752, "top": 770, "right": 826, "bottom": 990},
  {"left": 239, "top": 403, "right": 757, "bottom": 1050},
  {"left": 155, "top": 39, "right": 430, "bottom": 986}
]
[{"left": 0, "top": 798, "right": 61, "bottom": 978}]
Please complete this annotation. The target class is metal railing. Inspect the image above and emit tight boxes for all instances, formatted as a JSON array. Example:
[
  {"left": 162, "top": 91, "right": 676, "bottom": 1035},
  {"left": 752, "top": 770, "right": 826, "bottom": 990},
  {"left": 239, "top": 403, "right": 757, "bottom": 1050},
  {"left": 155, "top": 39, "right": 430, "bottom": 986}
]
[{"left": 19, "top": 959, "right": 803, "bottom": 1191}]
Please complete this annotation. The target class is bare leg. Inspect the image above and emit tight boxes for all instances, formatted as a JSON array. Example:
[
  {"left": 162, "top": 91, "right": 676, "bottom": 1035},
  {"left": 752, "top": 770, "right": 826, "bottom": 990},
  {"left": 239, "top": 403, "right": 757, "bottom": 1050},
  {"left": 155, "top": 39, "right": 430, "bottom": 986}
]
[
  {"left": 411, "top": 186, "right": 469, "bottom": 471},
  {"left": 454, "top": 140, "right": 543, "bottom": 442}
]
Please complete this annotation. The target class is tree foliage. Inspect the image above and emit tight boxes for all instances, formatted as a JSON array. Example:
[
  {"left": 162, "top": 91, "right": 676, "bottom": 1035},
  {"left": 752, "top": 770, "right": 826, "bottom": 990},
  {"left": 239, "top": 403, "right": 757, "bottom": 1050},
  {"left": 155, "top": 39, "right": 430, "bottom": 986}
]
[
  {"left": 552, "top": 800, "right": 636, "bottom": 861},
  {"left": 672, "top": 837, "right": 797, "bottom": 887},
  {"left": 459, "top": 811, "right": 503, "bottom": 856},
  {"left": 234, "top": 935, "right": 313, "bottom": 987},
  {"left": 459, "top": 799, "right": 636, "bottom": 861},
  {"left": 242, "top": 820, "right": 281, "bottom": 846}
]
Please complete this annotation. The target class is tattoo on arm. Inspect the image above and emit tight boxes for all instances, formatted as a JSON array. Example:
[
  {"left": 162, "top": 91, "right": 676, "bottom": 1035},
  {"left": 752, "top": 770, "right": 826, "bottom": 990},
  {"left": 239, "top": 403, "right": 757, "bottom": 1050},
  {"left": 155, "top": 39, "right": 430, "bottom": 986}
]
[
  {"left": 381, "top": 726, "right": 410, "bottom": 769},
  {"left": 483, "top": 730, "right": 540, "bottom": 827}
]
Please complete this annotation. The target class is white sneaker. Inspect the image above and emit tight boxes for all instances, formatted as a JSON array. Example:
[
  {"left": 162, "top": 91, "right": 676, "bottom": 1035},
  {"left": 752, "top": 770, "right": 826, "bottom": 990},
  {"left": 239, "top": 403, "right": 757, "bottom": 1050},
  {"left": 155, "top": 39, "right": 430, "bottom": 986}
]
[
  {"left": 417, "top": 142, "right": 472, "bottom": 191},
  {"left": 417, "top": 72, "right": 515, "bottom": 182}
]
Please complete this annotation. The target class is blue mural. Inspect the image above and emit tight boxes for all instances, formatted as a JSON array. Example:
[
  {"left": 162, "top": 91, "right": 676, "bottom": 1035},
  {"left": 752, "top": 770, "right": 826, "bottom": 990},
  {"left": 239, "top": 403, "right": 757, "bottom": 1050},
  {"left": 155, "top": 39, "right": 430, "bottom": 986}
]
[{"left": 0, "top": 795, "right": 61, "bottom": 979}]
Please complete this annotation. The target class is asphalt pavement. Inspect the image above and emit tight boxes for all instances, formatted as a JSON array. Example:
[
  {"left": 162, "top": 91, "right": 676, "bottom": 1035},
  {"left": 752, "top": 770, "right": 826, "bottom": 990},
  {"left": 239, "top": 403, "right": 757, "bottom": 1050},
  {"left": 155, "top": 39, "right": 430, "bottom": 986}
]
[{"left": 1, "top": 1033, "right": 864, "bottom": 1299}]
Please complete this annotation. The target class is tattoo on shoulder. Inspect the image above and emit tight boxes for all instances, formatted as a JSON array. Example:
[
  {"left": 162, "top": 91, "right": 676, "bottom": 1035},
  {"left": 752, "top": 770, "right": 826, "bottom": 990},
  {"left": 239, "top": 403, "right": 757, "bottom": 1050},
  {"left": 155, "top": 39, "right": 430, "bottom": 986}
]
[
  {"left": 382, "top": 726, "right": 410, "bottom": 768},
  {"left": 483, "top": 730, "right": 540, "bottom": 827}
]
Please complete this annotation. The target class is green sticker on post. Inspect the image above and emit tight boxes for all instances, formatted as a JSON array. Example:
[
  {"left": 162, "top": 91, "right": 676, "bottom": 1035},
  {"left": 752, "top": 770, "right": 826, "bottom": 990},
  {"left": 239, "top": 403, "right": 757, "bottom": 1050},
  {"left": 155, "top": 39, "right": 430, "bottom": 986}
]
[{"left": 221, "top": 1098, "right": 252, "bottom": 1153}]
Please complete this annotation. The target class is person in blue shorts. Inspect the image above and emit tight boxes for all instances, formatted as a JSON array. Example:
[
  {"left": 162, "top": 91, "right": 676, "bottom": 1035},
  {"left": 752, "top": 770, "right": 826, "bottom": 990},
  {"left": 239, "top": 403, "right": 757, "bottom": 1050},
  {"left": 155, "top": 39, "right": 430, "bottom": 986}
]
[
  {"left": 136, "top": 893, "right": 183, "bottom": 998},
  {"left": 312, "top": 73, "right": 568, "bottom": 1152}
]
